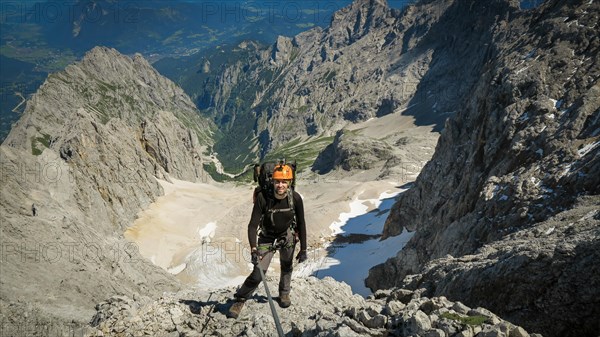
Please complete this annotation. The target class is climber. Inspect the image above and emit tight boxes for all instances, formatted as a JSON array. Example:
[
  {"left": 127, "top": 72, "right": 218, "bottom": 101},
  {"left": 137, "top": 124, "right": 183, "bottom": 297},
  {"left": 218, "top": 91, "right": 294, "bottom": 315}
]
[{"left": 227, "top": 163, "right": 308, "bottom": 319}]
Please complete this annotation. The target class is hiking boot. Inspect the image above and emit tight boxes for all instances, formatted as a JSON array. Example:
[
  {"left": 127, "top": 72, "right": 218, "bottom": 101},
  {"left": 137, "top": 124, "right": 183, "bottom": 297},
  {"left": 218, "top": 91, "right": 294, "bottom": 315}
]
[
  {"left": 279, "top": 294, "right": 291, "bottom": 308},
  {"left": 227, "top": 300, "right": 245, "bottom": 319}
]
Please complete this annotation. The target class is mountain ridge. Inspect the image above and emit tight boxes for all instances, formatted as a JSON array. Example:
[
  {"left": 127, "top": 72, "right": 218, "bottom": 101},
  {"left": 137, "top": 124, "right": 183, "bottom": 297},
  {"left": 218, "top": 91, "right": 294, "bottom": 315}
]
[
  {"left": 0, "top": 45, "right": 216, "bottom": 329},
  {"left": 367, "top": 0, "right": 600, "bottom": 335},
  {"left": 161, "top": 0, "right": 520, "bottom": 174}
]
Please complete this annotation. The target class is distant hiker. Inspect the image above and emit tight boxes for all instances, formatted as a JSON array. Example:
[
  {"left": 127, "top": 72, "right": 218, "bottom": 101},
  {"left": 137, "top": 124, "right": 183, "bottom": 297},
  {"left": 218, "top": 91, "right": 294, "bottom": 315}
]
[
  {"left": 227, "top": 163, "right": 308, "bottom": 319},
  {"left": 31, "top": 204, "right": 37, "bottom": 217}
]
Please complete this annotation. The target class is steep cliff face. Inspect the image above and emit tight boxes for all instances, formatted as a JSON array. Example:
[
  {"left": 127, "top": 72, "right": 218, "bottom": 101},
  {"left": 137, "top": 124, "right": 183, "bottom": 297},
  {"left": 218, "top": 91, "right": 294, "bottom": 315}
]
[
  {"left": 0, "top": 47, "right": 214, "bottom": 325},
  {"left": 368, "top": 0, "right": 600, "bottom": 335},
  {"left": 177, "top": 0, "right": 513, "bottom": 170}
]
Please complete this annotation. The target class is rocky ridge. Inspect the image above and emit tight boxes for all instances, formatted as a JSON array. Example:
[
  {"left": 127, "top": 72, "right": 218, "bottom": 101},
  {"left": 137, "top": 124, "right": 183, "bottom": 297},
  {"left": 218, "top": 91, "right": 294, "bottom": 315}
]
[
  {"left": 367, "top": 0, "right": 600, "bottom": 336},
  {"left": 179, "top": 0, "right": 508, "bottom": 169},
  {"left": 1, "top": 46, "right": 215, "bottom": 327},
  {"left": 84, "top": 277, "right": 537, "bottom": 337}
]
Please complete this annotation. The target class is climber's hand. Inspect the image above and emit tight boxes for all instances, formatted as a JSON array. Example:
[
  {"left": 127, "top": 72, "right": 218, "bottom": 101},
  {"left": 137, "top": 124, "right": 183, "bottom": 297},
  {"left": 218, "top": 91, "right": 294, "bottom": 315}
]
[{"left": 296, "top": 250, "right": 307, "bottom": 263}]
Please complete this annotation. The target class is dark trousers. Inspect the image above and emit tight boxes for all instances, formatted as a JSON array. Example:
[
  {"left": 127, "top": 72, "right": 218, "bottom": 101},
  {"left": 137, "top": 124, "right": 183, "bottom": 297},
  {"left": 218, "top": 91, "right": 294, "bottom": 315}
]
[{"left": 235, "top": 230, "right": 296, "bottom": 300}]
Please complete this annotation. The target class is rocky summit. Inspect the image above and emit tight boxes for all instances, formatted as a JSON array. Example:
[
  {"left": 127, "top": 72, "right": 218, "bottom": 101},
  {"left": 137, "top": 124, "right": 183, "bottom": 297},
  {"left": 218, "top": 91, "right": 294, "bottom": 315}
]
[{"left": 368, "top": 0, "right": 600, "bottom": 336}]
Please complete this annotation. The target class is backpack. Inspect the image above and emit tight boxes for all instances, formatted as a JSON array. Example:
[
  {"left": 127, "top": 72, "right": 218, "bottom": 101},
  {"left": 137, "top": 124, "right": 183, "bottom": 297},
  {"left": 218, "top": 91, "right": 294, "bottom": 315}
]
[{"left": 252, "top": 160, "right": 298, "bottom": 236}]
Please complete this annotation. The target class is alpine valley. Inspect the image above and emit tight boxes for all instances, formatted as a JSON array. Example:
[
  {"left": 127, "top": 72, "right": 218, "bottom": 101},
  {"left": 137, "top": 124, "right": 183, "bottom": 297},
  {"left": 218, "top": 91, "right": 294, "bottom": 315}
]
[{"left": 0, "top": 0, "right": 598, "bottom": 337}]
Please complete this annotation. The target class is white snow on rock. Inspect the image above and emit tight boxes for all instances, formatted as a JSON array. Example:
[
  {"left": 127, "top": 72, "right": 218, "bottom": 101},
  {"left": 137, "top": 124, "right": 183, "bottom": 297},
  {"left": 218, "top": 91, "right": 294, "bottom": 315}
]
[{"left": 578, "top": 140, "right": 599, "bottom": 157}]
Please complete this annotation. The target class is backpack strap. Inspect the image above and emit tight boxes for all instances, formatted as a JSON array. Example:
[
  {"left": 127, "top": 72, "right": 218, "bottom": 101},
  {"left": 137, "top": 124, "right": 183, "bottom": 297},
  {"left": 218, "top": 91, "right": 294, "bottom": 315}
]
[{"left": 261, "top": 190, "right": 298, "bottom": 235}]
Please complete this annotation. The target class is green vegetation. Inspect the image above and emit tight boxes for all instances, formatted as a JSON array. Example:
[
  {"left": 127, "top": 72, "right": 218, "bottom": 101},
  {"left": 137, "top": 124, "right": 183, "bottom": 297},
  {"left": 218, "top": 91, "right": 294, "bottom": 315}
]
[
  {"left": 30, "top": 133, "right": 51, "bottom": 156},
  {"left": 297, "top": 105, "right": 310, "bottom": 113},
  {"left": 235, "top": 168, "right": 256, "bottom": 185},
  {"left": 264, "top": 135, "right": 335, "bottom": 172},
  {"left": 0, "top": 44, "right": 76, "bottom": 72},
  {"left": 322, "top": 69, "right": 337, "bottom": 83},
  {"left": 162, "top": 29, "right": 184, "bottom": 45},
  {"left": 296, "top": 23, "right": 315, "bottom": 29},
  {"left": 440, "top": 312, "right": 488, "bottom": 326},
  {"left": 212, "top": 95, "right": 261, "bottom": 171},
  {"left": 289, "top": 47, "right": 301, "bottom": 62},
  {"left": 97, "top": 80, "right": 118, "bottom": 93},
  {"left": 174, "top": 110, "right": 216, "bottom": 146},
  {"left": 203, "top": 162, "right": 227, "bottom": 182}
]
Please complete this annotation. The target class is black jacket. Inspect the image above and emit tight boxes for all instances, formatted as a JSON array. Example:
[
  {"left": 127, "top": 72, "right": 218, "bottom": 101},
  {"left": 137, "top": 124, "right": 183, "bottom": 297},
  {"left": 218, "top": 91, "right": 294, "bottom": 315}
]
[{"left": 248, "top": 190, "right": 307, "bottom": 251}]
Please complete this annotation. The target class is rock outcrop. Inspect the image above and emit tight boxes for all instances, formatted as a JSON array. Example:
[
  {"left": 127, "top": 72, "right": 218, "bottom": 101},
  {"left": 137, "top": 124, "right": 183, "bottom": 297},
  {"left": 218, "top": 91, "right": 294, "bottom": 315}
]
[
  {"left": 397, "top": 197, "right": 600, "bottom": 337},
  {"left": 84, "top": 277, "right": 536, "bottom": 337},
  {"left": 0, "top": 46, "right": 215, "bottom": 328},
  {"left": 368, "top": 0, "right": 600, "bottom": 336},
  {"left": 313, "top": 130, "right": 394, "bottom": 173}
]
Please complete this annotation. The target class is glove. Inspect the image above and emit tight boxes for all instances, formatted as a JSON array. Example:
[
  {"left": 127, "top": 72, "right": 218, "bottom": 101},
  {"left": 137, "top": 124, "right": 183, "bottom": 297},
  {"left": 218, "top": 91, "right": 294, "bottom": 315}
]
[
  {"left": 296, "top": 250, "right": 308, "bottom": 263},
  {"left": 251, "top": 249, "right": 259, "bottom": 266}
]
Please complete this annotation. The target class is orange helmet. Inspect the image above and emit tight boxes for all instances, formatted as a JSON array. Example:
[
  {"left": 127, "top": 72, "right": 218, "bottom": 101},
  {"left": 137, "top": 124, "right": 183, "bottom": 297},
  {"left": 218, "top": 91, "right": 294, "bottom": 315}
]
[{"left": 272, "top": 164, "right": 293, "bottom": 180}]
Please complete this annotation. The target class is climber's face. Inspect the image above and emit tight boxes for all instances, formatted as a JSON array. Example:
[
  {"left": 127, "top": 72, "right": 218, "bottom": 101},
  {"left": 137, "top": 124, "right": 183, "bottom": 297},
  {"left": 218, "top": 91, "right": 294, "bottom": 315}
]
[{"left": 273, "top": 179, "right": 290, "bottom": 198}]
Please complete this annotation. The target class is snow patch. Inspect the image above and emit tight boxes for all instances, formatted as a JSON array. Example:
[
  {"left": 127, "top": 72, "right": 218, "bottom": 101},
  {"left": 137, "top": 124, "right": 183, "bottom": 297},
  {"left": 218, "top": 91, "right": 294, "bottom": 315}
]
[
  {"left": 518, "top": 112, "right": 530, "bottom": 122},
  {"left": 198, "top": 222, "right": 217, "bottom": 242},
  {"left": 578, "top": 140, "right": 600, "bottom": 157},
  {"left": 538, "top": 125, "right": 547, "bottom": 133},
  {"left": 183, "top": 243, "right": 247, "bottom": 290},
  {"left": 516, "top": 66, "right": 530, "bottom": 74},
  {"left": 561, "top": 163, "right": 573, "bottom": 177},
  {"left": 550, "top": 98, "right": 563, "bottom": 109},
  {"left": 545, "top": 227, "right": 555, "bottom": 235},
  {"left": 579, "top": 210, "right": 598, "bottom": 222},
  {"left": 307, "top": 230, "right": 413, "bottom": 296},
  {"left": 329, "top": 196, "right": 369, "bottom": 235},
  {"left": 531, "top": 176, "right": 540, "bottom": 187},
  {"left": 299, "top": 188, "right": 410, "bottom": 296}
]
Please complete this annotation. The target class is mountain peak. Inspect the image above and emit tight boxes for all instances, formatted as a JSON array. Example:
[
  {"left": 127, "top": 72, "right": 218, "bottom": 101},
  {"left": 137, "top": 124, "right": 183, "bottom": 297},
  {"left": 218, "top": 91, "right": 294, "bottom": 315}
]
[{"left": 327, "top": 0, "right": 392, "bottom": 46}]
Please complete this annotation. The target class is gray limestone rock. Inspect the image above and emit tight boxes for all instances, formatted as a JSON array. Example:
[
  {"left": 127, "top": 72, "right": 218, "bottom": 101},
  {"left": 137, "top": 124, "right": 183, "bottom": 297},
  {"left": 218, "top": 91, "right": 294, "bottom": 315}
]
[
  {"left": 190, "top": 0, "right": 501, "bottom": 166},
  {"left": 0, "top": 46, "right": 215, "bottom": 330},
  {"left": 367, "top": 0, "right": 600, "bottom": 336},
  {"left": 313, "top": 130, "right": 394, "bottom": 173},
  {"left": 84, "top": 279, "right": 532, "bottom": 337}
]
